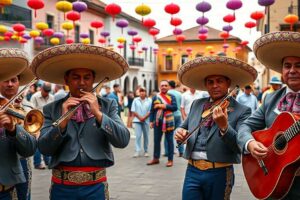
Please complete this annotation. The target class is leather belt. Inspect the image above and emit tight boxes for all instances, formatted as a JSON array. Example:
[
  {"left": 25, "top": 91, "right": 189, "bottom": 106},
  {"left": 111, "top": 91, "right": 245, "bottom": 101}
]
[
  {"left": 0, "top": 185, "right": 13, "bottom": 193},
  {"left": 52, "top": 168, "right": 106, "bottom": 185},
  {"left": 189, "top": 159, "right": 232, "bottom": 171}
]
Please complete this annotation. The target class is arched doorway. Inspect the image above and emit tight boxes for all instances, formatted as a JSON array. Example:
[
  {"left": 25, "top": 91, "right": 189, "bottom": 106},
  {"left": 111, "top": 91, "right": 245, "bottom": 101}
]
[
  {"left": 132, "top": 77, "right": 138, "bottom": 92},
  {"left": 124, "top": 76, "right": 130, "bottom": 95}
]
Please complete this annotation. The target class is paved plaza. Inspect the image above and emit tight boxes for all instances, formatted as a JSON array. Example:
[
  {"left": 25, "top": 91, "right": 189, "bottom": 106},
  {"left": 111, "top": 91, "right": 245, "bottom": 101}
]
[{"left": 31, "top": 128, "right": 255, "bottom": 200}]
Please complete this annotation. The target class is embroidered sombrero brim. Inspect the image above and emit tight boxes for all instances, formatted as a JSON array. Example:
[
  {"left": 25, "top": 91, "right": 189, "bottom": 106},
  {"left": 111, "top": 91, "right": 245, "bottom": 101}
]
[
  {"left": 18, "top": 67, "right": 35, "bottom": 86},
  {"left": 0, "top": 48, "right": 29, "bottom": 82},
  {"left": 178, "top": 56, "right": 257, "bottom": 90},
  {"left": 31, "top": 44, "right": 129, "bottom": 84},
  {"left": 254, "top": 31, "right": 300, "bottom": 73}
]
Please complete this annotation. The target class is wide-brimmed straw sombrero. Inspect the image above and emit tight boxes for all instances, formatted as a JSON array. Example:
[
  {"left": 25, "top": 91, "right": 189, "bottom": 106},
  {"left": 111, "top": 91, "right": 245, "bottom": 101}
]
[
  {"left": 0, "top": 48, "right": 29, "bottom": 82},
  {"left": 18, "top": 67, "right": 35, "bottom": 86},
  {"left": 178, "top": 56, "right": 257, "bottom": 90},
  {"left": 30, "top": 43, "right": 129, "bottom": 84},
  {"left": 254, "top": 31, "right": 300, "bottom": 73}
]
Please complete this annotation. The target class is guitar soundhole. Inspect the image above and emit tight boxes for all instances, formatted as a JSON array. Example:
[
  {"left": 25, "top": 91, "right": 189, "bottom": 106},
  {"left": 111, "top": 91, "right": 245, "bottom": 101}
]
[{"left": 274, "top": 135, "right": 287, "bottom": 151}]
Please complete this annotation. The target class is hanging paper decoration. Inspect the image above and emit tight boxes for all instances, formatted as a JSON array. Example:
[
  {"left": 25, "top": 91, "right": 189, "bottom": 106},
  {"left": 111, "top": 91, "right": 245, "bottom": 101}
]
[
  {"left": 135, "top": 3, "right": 151, "bottom": 22},
  {"left": 173, "top": 28, "right": 182, "bottom": 35},
  {"left": 219, "top": 31, "right": 229, "bottom": 44},
  {"left": 67, "top": 11, "right": 80, "bottom": 27},
  {"left": 27, "top": 0, "right": 44, "bottom": 18},
  {"left": 223, "top": 25, "right": 233, "bottom": 32},
  {"left": 196, "top": 1, "right": 211, "bottom": 40},
  {"left": 117, "top": 44, "right": 124, "bottom": 53},
  {"left": 176, "top": 34, "right": 185, "bottom": 45},
  {"left": 50, "top": 37, "right": 60, "bottom": 45},
  {"left": 56, "top": 0, "right": 73, "bottom": 20},
  {"left": 100, "top": 31, "right": 110, "bottom": 38},
  {"left": 198, "top": 34, "right": 207, "bottom": 42},
  {"left": 81, "top": 38, "right": 90, "bottom": 45},
  {"left": 4, "top": 31, "right": 13, "bottom": 38},
  {"left": 245, "top": 21, "right": 257, "bottom": 33},
  {"left": 166, "top": 48, "right": 174, "bottom": 55},
  {"left": 98, "top": 37, "right": 106, "bottom": 45},
  {"left": 148, "top": 28, "right": 159, "bottom": 39},
  {"left": 0, "top": 25, "right": 7, "bottom": 33},
  {"left": 206, "top": 46, "right": 214, "bottom": 55},
  {"left": 19, "top": 38, "right": 28, "bottom": 44},
  {"left": 196, "top": 1, "right": 211, "bottom": 13},
  {"left": 116, "top": 19, "right": 129, "bottom": 34},
  {"left": 226, "top": 0, "right": 243, "bottom": 17},
  {"left": 153, "top": 48, "right": 159, "bottom": 55},
  {"left": 90, "top": 21, "right": 103, "bottom": 34},
  {"left": 240, "top": 40, "right": 249, "bottom": 46},
  {"left": 198, "top": 26, "right": 208, "bottom": 34},
  {"left": 22, "top": 34, "right": 31, "bottom": 40},
  {"left": 170, "top": 17, "right": 182, "bottom": 27},
  {"left": 80, "top": 33, "right": 89, "bottom": 39},
  {"left": 164, "top": 3, "right": 180, "bottom": 19},
  {"left": 127, "top": 29, "right": 138, "bottom": 37},
  {"left": 34, "top": 36, "right": 44, "bottom": 45},
  {"left": 196, "top": 16, "right": 209, "bottom": 26},
  {"left": 43, "top": 28, "right": 54, "bottom": 37},
  {"left": 72, "top": 0, "right": 87, "bottom": 17},
  {"left": 35, "top": 22, "right": 48, "bottom": 31},
  {"left": 53, "top": 32, "right": 64, "bottom": 39},
  {"left": 105, "top": 3, "right": 121, "bottom": 21},
  {"left": 143, "top": 18, "right": 156, "bottom": 29},
  {"left": 223, "top": 14, "right": 235, "bottom": 23},
  {"left": 0, "top": 0, "right": 12, "bottom": 14},
  {"left": 223, "top": 43, "right": 229, "bottom": 53},
  {"left": 133, "top": 36, "right": 142, "bottom": 46},
  {"left": 62, "top": 22, "right": 73, "bottom": 37},
  {"left": 29, "top": 30, "right": 40, "bottom": 38},
  {"left": 284, "top": 14, "right": 299, "bottom": 31},
  {"left": 258, "top": 0, "right": 275, "bottom": 7},
  {"left": 186, "top": 47, "right": 193, "bottom": 55},
  {"left": 250, "top": 11, "right": 265, "bottom": 22},
  {"left": 66, "top": 38, "right": 74, "bottom": 44},
  {"left": 130, "top": 44, "right": 136, "bottom": 51},
  {"left": 12, "top": 23, "right": 25, "bottom": 33},
  {"left": 117, "top": 37, "right": 126, "bottom": 44}
]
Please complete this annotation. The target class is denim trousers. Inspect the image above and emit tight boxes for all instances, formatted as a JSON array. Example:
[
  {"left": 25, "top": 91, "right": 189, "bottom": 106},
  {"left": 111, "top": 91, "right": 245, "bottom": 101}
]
[
  {"left": 133, "top": 122, "right": 149, "bottom": 153},
  {"left": 15, "top": 158, "right": 31, "bottom": 200},
  {"left": 164, "top": 115, "right": 184, "bottom": 154},
  {"left": 33, "top": 149, "right": 50, "bottom": 167},
  {"left": 182, "top": 164, "right": 234, "bottom": 200},
  {"left": 50, "top": 182, "right": 108, "bottom": 200},
  {"left": 153, "top": 125, "right": 174, "bottom": 161}
]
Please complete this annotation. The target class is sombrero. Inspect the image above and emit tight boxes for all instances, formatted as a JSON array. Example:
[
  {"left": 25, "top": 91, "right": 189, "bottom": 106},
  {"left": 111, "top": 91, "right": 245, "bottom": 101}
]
[
  {"left": 30, "top": 43, "right": 129, "bottom": 84},
  {"left": 178, "top": 56, "right": 257, "bottom": 90},
  {"left": 254, "top": 31, "right": 300, "bottom": 73},
  {"left": 0, "top": 48, "right": 29, "bottom": 82},
  {"left": 18, "top": 67, "right": 35, "bottom": 86}
]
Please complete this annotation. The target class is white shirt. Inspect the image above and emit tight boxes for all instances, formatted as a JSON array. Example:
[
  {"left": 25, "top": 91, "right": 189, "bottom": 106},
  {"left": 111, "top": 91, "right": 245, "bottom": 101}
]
[
  {"left": 30, "top": 91, "right": 54, "bottom": 112},
  {"left": 181, "top": 90, "right": 209, "bottom": 115}
]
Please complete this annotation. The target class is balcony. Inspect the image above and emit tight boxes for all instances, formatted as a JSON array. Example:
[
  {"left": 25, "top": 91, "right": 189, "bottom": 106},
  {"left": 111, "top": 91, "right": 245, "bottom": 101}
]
[{"left": 128, "top": 57, "right": 144, "bottom": 67}]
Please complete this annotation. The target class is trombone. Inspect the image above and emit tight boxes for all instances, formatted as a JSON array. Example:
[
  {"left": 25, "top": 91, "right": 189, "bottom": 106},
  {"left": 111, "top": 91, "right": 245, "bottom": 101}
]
[
  {"left": 52, "top": 77, "right": 109, "bottom": 127},
  {"left": 0, "top": 78, "right": 44, "bottom": 135}
]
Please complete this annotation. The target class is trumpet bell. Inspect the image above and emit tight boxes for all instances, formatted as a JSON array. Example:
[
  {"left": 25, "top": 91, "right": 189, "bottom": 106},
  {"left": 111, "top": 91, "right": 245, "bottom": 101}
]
[{"left": 24, "top": 109, "right": 44, "bottom": 134}]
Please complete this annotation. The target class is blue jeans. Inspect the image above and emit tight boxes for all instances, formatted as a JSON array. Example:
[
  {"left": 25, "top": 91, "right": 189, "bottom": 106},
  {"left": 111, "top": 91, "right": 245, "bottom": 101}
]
[
  {"left": 153, "top": 125, "right": 174, "bottom": 161},
  {"left": 133, "top": 122, "right": 149, "bottom": 153},
  {"left": 0, "top": 189, "right": 13, "bottom": 200},
  {"left": 165, "top": 115, "right": 184, "bottom": 154},
  {"left": 182, "top": 164, "right": 234, "bottom": 200},
  {"left": 34, "top": 149, "right": 50, "bottom": 167},
  {"left": 15, "top": 158, "right": 31, "bottom": 200},
  {"left": 50, "top": 182, "right": 108, "bottom": 200}
]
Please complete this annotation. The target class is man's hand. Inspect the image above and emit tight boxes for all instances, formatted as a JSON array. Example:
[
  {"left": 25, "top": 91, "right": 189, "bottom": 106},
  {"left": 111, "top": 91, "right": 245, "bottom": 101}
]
[
  {"left": 150, "top": 122, "right": 154, "bottom": 129},
  {"left": 0, "top": 110, "right": 15, "bottom": 132},
  {"left": 60, "top": 97, "right": 81, "bottom": 129},
  {"left": 247, "top": 140, "right": 268, "bottom": 159},
  {"left": 80, "top": 91, "right": 102, "bottom": 123},
  {"left": 154, "top": 104, "right": 165, "bottom": 109},
  {"left": 212, "top": 106, "right": 228, "bottom": 132},
  {"left": 174, "top": 128, "right": 188, "bottom": 143}
]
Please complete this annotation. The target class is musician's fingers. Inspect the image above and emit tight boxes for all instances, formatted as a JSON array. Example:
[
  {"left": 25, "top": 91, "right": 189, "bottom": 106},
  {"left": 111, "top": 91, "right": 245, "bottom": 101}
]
[{"left": 257, "top": 142, "right": 268, "bottom": 151}]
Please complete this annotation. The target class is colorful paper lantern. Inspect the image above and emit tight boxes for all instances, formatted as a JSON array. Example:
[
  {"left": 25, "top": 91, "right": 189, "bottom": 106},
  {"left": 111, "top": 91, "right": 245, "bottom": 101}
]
[
  {"left": 219, "top": 31, "right": 229, "bottom": 43},
  {"left": 198, "top": 26, "right": 208, "bottom": 34},
  {"left": 196, "top": 16, "right": 209, "bottom": 26},
  {"left": 98, "top": 37, "right": 106, "bottom": 45},
  {"left": 29, "top": 30, "right": 40, "bottom": 38},
  {"left": 35, "top": 22, "right": 48, "bottom": 31},
  {"left": 81, "top": 38, "right": 90, "bottom": 44},
  {"left": 143, "top": 18, "right": 156, "bottom": 29},
  {"left": 56, "top": 0, "right": 72, "bottom": 20},
  {"left": 166, "top": 48, "right": 173, "bottom": 54},
  {"left": 226, "top": 0, "right": 243, "bottom": 16},
  {"left": 170, "top": 17, "right": 182, "bottom": 27},
  {"left": 223, "top": 14, "right": 235, "bottom": 23},
  {"left": 53, "top": 32, "right": 64, "bottom": 39},
  {"left": 250, "top": 11, "right": 265, "bottom": 21},
  {"left": 176, "top": 34, "right": 186, "bottom": 44},
  {"left": 34, "top": 36, "right": 44, "bottom": 45},
  {"left": 135, "top": 3, "right": 151, "bottom": 22},
  {"left": 245, "top": 21, "right": 257, "bottom": 33},
  {"left": 284, "top": 14, "right": 299, "bottom": 31},
  {"left": 12, "top": 23, "right": 25, "bottom": 33},
  {"left": 67, "top": 11, "right": 80, "bottom": 27},
  {"left": 258, "top": 0, "right": 275, "bottom": 7},
  {"left": 198, "top": 34, "right": 207, "bottom": 42},
  {"left": 100, "top": 31, "right": 110, "bottom": 38},
  {"left": 72, "top": 0, "right": 87, "bottom": 16},
  {"left": 80, "top": 33, "right": 89, "bottom": 39},
  {"left": 223, "top": 25, "right": 233, "bottom": 32},
  {"left": 196, "top": 1, "right": 211, "bottom": 13},
  {"left": 66, "top": 38, "right": 74, "bottom": 44},
  {"left": 148, "top": 28, "right": 159, "bottom": 39},
  {"left": 19, "top": 38, "right": 28, "bottom": 44},
  {"left": 116, "top": 19, "right": 129, "bottom": 34},
  {"left": 27, "top": 0, "right": 44, "bottom": 18},
  {"left": 105, "top": 3, "right": 121, "bottom": 21},
  {"left": 0, "top": 0, "right": 12, "bottom": 14},
  {"left": 127, "top": 29, "right": 138, "bottom": 37},
  {"left": 50, "top": 37, "right": 60, "bottom": 45},
  {"left": 164, "top": 3, "right": 180, "bottom": 17},
  {"left": 42, "top": 28, "right": 54, "bottom": 37},
  {"left": 133, "top": 36, "right": 142, "bottom": 45},
  {"left": 0, "top": 25, "right": 7, "bottom": 33},
  {"left": 173, "top": 28, "right": 182, "bottom": 35},
  {"left": 117, "top": 37, "right": 126, "bottom": 44},
  {"left": 90, "top": 21, "right": 103, "bottom": 34},
  {"left": 62, "top": 21, "right": 73, "bottom": 36}
]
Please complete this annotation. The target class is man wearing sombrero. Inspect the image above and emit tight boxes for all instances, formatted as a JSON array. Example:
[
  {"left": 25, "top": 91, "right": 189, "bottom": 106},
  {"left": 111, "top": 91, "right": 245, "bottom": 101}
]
[
  {"left": 0, "top": 48, "right": 37, "bottom": 200},
  {"left": 238, "top": 31, "right": 300, "bottom": 199},
  {"left": 175, "top": 56, "right": 257, "bottom": 200},
  {"left": 32, "top": 44, "right": 130, "bottom": 200}
]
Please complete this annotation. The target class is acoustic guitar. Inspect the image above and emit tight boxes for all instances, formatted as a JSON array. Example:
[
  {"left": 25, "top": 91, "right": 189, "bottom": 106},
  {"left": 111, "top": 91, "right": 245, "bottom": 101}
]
[{"left": 242, "top": 112, "right": 300, "bottom": 200}]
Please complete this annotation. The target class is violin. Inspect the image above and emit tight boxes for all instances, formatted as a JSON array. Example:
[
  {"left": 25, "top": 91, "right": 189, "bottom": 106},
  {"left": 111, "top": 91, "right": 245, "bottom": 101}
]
[{"left": 176, "top": 86, "right": 239, "bottom": 148}]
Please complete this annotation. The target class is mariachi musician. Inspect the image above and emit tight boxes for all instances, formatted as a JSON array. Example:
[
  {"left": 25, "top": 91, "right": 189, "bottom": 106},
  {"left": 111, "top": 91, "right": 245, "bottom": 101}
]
[
  {"left": 0, "top": 48, "right": 37, "bottom": 200},
  {"left": 175, "top": 56, "right": 257, "bottom": 200},
  {"left": 31, "top": 44, "right": 130, "bottom": 200},
  {"left": 238, "top": 31, "right": 300, "bottom": 199}
]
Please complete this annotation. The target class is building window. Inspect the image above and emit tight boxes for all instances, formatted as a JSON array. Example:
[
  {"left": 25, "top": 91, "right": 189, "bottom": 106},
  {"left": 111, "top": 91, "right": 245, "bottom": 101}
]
[
  {"left": 181, "top": 55, "right": 189, "bottom": 65},
  {"left": 150, "top": 47, "right": 153, "bottom": 62},
  {"left": 75, "top": 25, "right": 80, "bottom": 43},
  {"left": 46, "top": 14, "right": 54, "bottom": 29},
  {"left": 0, "top": 5, "right": 32, "bottom": 28},
  {"left": 165, "top": 55, "right": 173, "bottom": 70},
  {"left": 89, "top": 29, "right": 94, "bottom": 44}
]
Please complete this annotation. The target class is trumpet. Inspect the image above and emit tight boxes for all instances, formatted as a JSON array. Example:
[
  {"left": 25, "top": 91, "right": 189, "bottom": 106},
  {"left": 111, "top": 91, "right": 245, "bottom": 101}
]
[{"left": 0, "top": 78, "right": 44, "bottom": 135}]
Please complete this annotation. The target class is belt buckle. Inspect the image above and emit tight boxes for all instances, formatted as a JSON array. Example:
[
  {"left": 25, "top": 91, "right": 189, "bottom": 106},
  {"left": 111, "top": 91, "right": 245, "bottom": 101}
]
[
  {"left": 67, "top": 171, "right": 92, "bottom": 184},
  {"left": 198, "top": 160, "right": 210, "bottom": 170}
]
